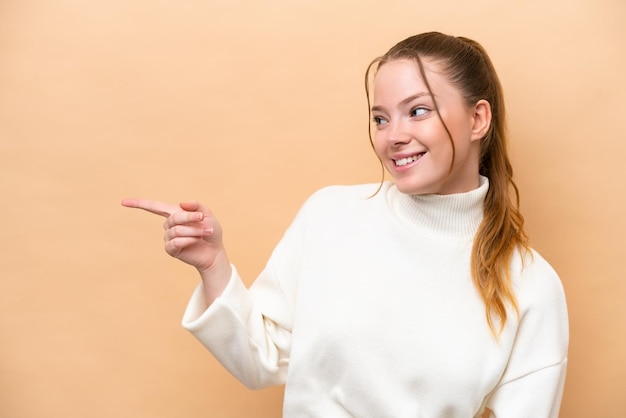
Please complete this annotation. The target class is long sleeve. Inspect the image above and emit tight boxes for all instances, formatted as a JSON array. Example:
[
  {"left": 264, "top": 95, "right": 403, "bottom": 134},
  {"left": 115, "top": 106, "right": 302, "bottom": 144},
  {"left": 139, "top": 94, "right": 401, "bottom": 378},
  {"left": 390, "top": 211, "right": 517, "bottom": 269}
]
[
  {"left": 180, "top": 199, "right": 309, "bottom": 389},
  {"left": 485, "top": 252, "right": 569, "bottom": 417},
  {"left": 180, "top": 266, "right": 288, "bottom": 388}
]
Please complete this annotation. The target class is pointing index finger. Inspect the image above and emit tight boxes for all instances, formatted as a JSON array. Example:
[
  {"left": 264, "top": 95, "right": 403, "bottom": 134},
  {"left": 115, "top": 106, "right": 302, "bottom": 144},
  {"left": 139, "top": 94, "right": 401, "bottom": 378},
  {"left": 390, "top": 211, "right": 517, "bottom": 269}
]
[{"left": 121, "top": 198, "right": 178, "bottom": 218}]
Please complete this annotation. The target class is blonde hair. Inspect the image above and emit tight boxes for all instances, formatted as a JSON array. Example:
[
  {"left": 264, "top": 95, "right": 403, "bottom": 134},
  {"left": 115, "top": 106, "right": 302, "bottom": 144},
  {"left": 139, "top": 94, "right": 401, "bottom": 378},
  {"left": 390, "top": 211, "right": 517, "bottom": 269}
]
[{"left": 365, "top": 32, "right": 530, "bottom": 336}]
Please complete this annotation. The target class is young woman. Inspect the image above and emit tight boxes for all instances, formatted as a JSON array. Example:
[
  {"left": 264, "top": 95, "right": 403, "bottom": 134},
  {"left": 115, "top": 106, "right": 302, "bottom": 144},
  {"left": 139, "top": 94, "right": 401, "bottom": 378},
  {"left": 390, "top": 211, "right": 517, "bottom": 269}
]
[{"left": 122, "top": 32, "right": 569, "bottom": 417}]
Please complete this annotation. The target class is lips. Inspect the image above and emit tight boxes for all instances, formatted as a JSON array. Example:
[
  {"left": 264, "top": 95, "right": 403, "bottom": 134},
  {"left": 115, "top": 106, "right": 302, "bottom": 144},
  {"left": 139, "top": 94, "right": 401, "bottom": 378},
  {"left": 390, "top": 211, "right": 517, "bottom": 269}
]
[{"left": 393, "top": 152, "right": 426, "bottom": 167}]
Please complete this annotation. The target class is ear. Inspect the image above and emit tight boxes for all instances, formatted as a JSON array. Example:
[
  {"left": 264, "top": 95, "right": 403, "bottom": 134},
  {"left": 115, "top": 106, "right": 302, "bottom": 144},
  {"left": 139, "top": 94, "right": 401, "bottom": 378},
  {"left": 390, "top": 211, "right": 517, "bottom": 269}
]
[{"left": 470, "top": 99, "right": 492, "bottom": 142}]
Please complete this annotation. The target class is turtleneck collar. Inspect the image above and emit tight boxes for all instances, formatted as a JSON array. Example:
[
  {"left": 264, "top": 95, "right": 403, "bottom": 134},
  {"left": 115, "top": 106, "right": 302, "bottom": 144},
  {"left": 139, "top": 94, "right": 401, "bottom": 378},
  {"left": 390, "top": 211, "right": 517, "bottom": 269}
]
[{"left": 386, "top": 176, "right": 489, "bottom": 242}]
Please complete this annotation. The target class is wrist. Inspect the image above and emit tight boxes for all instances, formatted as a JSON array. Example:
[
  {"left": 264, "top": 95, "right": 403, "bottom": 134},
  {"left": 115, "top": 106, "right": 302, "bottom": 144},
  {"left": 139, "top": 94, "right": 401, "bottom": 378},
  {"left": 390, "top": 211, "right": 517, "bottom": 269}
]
[{"left": 197, "top": 251, "right": 232, "bottom": 305}]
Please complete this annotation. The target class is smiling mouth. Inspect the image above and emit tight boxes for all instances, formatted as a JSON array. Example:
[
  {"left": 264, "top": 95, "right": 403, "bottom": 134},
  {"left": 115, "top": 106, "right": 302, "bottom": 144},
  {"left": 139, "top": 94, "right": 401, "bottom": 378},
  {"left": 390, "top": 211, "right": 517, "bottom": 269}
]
[{"left": 393, "top": 152, "right": 426, "bottom": 167}]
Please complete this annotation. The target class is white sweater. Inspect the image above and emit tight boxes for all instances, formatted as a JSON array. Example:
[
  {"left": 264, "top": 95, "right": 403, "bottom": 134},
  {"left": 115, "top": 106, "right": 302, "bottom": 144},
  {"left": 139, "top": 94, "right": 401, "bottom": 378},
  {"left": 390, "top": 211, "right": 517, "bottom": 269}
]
[{"left": 182, "top": 177, "right": 569, "bottom": 417}]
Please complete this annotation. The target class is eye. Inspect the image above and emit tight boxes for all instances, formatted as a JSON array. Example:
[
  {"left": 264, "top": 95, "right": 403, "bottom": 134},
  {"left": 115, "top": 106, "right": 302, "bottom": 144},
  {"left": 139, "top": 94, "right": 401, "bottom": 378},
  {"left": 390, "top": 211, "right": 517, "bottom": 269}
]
[
  {"left": 372, "top": 115, "right": 388, "bottom": 126},
  {"left": 410, "top": 106, "right": 429, "bottom": 117}
]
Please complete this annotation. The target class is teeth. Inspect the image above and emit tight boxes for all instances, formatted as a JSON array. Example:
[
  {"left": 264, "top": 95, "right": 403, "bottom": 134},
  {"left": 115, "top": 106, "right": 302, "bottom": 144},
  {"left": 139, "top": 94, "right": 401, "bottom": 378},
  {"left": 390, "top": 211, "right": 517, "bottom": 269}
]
[{"left": 394, "top": 154, "right": 423, "bottom": 167}]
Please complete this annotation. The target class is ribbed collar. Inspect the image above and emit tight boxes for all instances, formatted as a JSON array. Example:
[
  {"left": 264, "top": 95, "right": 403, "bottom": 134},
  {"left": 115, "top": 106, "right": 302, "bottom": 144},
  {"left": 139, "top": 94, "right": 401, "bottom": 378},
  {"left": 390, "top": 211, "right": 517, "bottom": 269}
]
[{"left": 386, "top": 176, "right": 488, "bottom": 242}]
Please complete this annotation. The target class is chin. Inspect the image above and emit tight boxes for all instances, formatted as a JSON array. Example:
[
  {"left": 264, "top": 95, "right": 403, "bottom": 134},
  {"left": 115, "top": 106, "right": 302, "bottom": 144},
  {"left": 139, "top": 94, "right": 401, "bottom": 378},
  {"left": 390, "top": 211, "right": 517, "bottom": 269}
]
[{"left": 395, "top": 181, "right": 437, "bottom": 195}]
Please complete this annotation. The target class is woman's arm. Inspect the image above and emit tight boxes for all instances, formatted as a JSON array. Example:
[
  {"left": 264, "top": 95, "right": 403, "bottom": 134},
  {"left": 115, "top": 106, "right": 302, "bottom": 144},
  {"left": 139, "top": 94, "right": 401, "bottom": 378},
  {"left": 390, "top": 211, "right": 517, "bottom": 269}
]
[{"left": 486, "top": 253, "right": 569, "bottom": 417}]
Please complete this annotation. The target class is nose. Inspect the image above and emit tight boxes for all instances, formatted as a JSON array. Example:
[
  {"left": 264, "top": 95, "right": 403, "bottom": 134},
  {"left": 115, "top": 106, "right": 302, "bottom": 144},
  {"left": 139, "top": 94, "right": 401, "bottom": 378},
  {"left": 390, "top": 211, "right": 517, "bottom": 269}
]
[{"left": 386, "top": 119, "right": 412, "bottom": 146}]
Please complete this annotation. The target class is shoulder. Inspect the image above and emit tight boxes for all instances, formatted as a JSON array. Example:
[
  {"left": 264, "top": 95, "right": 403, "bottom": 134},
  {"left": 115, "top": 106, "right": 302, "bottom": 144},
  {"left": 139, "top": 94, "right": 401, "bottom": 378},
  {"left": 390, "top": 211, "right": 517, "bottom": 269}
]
[
  {"left": 300, "top": 183, "right": 389, "bottom": 211},
  {"left": 286, "top": 182, "right": 391, "bottom": 230},
  {"left": 512, "top": 249, "right": 568, "bottom": 316}
]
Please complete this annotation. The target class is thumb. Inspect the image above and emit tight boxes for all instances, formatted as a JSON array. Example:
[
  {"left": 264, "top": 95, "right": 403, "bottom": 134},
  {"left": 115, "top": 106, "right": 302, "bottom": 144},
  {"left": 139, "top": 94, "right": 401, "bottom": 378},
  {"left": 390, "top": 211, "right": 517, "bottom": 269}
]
[
  {"left": 179, "top": 200, "right": 201, "bottom": 212},
  {"left": 179, "top": 200, "right": 213, "bottom": 217}
]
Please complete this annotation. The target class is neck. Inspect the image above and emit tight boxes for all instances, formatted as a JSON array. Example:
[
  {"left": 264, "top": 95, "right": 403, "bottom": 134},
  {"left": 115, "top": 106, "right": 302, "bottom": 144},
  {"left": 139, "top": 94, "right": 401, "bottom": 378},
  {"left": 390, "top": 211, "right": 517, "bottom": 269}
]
[{"left": 387, "top": 176, "right": 489, "bottom": 242}]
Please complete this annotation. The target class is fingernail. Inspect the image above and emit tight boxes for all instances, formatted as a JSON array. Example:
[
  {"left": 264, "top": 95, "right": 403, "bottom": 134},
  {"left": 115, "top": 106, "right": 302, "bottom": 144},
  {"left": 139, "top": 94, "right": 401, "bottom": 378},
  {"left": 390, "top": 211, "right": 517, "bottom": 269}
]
[{"left": 204, "top": 227, "right": 214, "bottom": 235}]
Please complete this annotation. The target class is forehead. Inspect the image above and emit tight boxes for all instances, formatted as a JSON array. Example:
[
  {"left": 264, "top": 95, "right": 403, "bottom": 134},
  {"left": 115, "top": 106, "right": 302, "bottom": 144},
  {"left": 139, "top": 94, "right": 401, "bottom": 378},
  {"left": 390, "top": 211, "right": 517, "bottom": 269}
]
[
  {"left": 374, "top": 58, "right": 444, "bottom": 84},
  {"left": 373, "top": 58, "right": 451, "bottom": 99}
]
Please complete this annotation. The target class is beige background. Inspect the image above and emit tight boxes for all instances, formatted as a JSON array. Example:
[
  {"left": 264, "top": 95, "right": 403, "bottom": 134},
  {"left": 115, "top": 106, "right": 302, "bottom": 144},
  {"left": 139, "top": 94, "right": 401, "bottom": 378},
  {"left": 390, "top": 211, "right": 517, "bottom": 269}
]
[{"left": 1, "top": 0, "right": 624, "bottom": 417}]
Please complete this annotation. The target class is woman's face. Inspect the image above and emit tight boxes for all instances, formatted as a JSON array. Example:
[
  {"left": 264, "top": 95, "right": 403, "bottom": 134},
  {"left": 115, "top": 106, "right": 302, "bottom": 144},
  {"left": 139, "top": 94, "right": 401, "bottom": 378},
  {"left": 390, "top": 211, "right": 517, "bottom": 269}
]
[{"left": 371, "top": 58, "right": 487, "bottom": 195}]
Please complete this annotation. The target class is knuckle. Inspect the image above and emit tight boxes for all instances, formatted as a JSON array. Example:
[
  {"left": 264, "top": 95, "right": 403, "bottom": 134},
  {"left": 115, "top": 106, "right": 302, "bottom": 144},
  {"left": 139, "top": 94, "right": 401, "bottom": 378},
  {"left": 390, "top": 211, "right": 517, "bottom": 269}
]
[{"left": 165, "top": 240, "right": 180, "bottom": 257}]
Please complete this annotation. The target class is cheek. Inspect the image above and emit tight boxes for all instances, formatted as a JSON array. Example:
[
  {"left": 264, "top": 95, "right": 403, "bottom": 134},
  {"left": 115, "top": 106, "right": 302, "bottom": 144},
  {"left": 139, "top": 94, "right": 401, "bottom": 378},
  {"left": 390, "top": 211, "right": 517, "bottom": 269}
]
[
  {"left": 420, "top": 126, "right": 451, "bottom": 154},
  {"left": 444, "top": 112, "right": 475, "bottom": 144},
  {"left": 371, "top": 133, "right": 386, "bottom": 159}
]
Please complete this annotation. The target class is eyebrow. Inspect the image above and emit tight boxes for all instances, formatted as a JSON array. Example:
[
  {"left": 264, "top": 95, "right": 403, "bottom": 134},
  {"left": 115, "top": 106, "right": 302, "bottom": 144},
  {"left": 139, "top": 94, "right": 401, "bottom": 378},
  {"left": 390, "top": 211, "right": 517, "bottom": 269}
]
[{"left": 371, "top": 92, "right": 431, "bottom": 113}]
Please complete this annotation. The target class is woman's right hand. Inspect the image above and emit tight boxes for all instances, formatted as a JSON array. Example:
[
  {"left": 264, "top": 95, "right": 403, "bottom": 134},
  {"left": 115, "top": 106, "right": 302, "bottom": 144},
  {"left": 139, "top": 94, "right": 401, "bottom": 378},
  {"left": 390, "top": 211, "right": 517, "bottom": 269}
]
[{"left": 121, "top": 198, "right": 232, "bottom": 297}]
